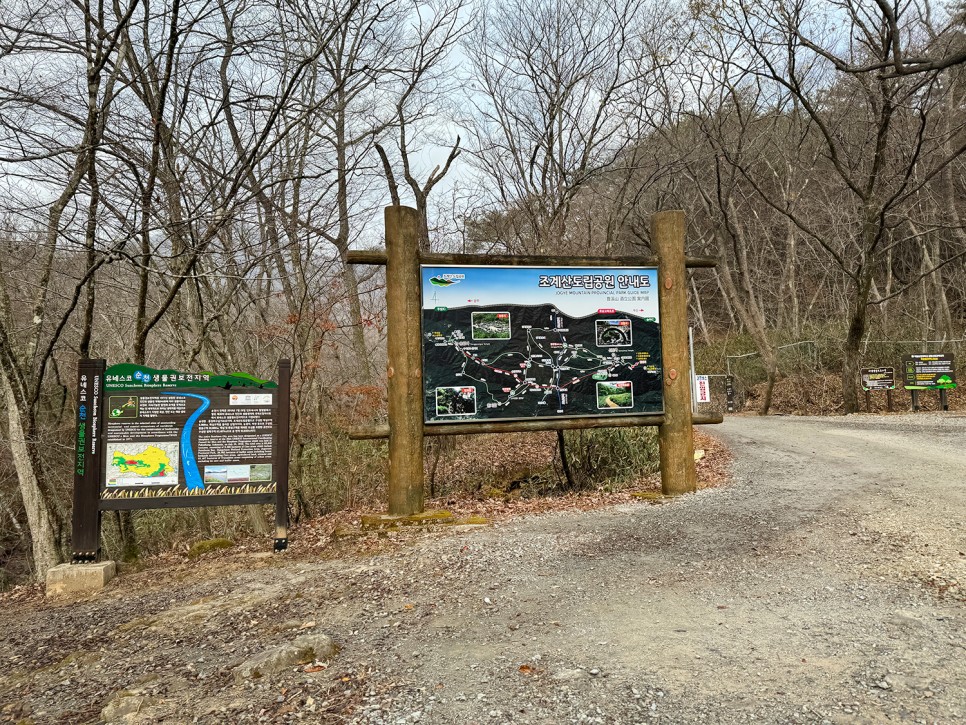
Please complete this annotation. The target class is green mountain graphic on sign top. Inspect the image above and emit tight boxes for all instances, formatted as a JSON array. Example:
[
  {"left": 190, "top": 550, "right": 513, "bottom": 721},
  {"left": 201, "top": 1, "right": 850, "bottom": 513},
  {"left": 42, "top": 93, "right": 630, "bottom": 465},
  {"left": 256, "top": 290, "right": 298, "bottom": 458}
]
[
  {"left": 429, "top": 276, "right": 458, "bottom": 287},
  {"left": 104, "top": 363, "right": 277, "bottom": 390}
]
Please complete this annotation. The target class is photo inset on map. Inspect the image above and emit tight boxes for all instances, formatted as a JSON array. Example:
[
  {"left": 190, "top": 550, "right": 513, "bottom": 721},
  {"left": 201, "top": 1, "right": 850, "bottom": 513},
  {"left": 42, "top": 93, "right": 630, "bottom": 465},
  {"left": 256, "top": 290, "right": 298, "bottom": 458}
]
[
  {"left": 108, "top": 395, "right": 139, "bottom": 419},
  {"left": 106, "top": 442, "right": 179, "bottom": 487},
  {"left": 472, "top": 311, "right": 511, "bottom": 340},
  {"left": 596, "top": 381, "right": 634, "bottom": 409},
  {"left": 227, "top": 465, "right": 252, "bottom": 483},
  {"left": 250, "top": 464, "right": 273, "bottom": 482},
  {"left": 204, "top": 466, "right": 228, "bottom": 484},
  {"left": 596, "top": 319, "right": 633, "bottom": 347},
  {"left": 435, "top": 386, "right": 477, "bottom": 416}
]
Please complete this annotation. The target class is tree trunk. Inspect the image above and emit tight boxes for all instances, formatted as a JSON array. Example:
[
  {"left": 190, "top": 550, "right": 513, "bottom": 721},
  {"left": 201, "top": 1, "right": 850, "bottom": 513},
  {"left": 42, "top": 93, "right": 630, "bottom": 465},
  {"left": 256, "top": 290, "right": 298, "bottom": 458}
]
[
  {"left": 247, "top": 505, "right": 270, "bottom": 535},
  {"left": 758, "top": 348, "right": 779, "bottom": 416},
  {"left": 556, "top": 429, "right": 577, "bottom": 490},
  {"left": 689, "top": 277, "right": 710, "bottom": 344},
  {"left": 2, "top": 375, "right": 63, "bottom": 578},
  {"left": 113, "top": 511, "right": 139, "bottom": 562},
  {"left": 785, "top": 219, "right": 800, "bottom": 337},
  {"left": 340, "top": 260, "right": 373, "bottom": 384},
  {"left": 841, "top": 269, "right": 873, "bottom": 414}
]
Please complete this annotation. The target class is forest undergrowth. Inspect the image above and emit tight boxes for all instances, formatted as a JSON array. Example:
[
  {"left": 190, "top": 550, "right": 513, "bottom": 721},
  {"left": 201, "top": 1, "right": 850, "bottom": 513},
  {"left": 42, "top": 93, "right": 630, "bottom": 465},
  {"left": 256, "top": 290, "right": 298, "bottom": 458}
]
[{"left": 1, "top": 428, "right": 729, "bottom": 601}]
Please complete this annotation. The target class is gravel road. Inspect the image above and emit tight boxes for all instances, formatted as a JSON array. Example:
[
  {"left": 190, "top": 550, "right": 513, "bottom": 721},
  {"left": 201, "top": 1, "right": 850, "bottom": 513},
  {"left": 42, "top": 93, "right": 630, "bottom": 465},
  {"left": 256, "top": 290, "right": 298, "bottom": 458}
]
[{"left": 2, "top": 414, "right": 964, "bottom": 724}]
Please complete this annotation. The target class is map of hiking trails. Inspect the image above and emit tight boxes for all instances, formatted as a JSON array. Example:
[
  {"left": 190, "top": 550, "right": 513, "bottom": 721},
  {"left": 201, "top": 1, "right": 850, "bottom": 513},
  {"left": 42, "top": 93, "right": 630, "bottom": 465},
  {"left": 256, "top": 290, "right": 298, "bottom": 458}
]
[{"left": 422, "top": 265, "right": 663, "bottom": 423}]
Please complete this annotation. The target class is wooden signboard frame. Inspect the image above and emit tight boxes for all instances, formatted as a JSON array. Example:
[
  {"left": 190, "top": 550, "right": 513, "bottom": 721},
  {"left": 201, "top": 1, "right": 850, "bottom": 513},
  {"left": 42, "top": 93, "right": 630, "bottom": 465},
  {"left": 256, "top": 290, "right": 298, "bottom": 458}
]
[
  {"left": 71, "top": 359, "right": 290, "bottom": 562},
  {"left": 348, "top": 206, "right": 722, "bottom": 516}
]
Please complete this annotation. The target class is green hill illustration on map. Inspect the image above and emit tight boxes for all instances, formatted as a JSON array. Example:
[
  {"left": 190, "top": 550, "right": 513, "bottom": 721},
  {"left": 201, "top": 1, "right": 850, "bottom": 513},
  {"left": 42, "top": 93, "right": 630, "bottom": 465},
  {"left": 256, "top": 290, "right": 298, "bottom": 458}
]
[{"left": 111, "top": 445, "right": 173, "bottom": 478}]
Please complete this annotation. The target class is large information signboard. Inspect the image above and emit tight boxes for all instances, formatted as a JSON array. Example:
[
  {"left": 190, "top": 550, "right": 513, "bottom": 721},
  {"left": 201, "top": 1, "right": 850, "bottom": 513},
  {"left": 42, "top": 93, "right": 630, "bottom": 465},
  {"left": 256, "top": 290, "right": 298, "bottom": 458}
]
[
  {"left": 101, "top": 364, "right": 279, "bottom": 504},
  {"left": 902, "top": 354, "right": 957, "bottom": 390},
  {"left": 72, "top": 360, "right": 290, "bottom": 561},
  {"left": 421, "top": 266, "right": 662, "bottom": 423}
]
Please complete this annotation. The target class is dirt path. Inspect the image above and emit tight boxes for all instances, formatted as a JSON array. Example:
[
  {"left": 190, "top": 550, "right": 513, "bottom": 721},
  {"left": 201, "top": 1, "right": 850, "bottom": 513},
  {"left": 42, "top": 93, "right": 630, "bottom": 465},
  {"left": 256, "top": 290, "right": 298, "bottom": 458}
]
[{"left": 1, "top": 415, "right": 964, "bottom": 724}]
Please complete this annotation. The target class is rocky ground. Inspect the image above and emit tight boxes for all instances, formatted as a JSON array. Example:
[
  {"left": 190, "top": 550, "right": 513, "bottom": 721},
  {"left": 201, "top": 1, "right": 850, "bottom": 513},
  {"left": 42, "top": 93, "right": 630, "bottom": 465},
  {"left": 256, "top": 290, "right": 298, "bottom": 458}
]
[{"left": 1, "top": 414, "right": 964, "bottom": 724}]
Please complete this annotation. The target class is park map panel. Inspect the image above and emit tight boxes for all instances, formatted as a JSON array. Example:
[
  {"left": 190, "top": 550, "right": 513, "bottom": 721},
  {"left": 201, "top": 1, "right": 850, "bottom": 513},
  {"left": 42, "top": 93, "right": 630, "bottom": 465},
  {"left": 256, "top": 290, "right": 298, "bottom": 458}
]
[{"left": 421, "top": 266, "right": 663, "bottom": 423}]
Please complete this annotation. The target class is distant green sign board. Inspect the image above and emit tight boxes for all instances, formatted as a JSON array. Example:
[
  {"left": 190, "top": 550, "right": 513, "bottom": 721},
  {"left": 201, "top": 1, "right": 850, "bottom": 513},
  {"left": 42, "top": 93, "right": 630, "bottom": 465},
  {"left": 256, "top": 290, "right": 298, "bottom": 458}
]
[{"left": 902, "top": 354, "right": 956, "bottom": 390}]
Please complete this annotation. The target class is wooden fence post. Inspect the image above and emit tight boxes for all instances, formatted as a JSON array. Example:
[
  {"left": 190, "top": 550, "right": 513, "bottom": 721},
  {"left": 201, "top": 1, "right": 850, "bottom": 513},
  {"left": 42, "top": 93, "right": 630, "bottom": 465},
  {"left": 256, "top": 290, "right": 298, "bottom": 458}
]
[
  {"left": 653, "top": 210, "right": 697, "bottom": 495},
  {"left": 385, "top": 206, "right": 425, "bottom": 515}
]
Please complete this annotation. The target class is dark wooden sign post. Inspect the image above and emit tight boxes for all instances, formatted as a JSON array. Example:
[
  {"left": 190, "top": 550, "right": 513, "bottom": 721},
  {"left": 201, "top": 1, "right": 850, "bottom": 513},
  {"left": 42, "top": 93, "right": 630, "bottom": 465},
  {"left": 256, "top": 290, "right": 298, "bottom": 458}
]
[{"left": 349, "top": 206, "right": 721, "bottom": 516}]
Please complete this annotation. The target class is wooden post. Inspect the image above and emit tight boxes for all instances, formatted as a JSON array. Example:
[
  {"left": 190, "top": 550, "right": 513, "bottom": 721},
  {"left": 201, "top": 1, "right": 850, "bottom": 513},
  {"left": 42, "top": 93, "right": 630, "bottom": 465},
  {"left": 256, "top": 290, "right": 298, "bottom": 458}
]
[
  {"left": 886, "top": 389, "right": 893, "bottom": 412},
  {"left": 653, "top": 210, "right": 697, "bottom": 496},
  {"left": 864, "top": 390, "right": 871, "bottom": 412},
  {"left": 274, "top": 358, "right": 291, "bottom": 551},
  {"left": 385, "top": 206, "right": 424, "bottom": 515},
  {"left": 940, "top": 389, "right": 949, "bottom": 411},
  {"left": 911, "top": 389, "right": 919, "bottom": 412}
]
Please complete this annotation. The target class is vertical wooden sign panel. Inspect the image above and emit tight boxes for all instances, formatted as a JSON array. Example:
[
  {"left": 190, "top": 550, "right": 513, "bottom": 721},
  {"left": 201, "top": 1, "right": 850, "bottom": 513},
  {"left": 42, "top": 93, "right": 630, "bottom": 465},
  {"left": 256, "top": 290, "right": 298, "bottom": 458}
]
[
  {"left": 652, "top": 211, "right": 697, "bottom": 496},
  {"left": 72, "top": 359, "right": 106, "bottom": 562}
]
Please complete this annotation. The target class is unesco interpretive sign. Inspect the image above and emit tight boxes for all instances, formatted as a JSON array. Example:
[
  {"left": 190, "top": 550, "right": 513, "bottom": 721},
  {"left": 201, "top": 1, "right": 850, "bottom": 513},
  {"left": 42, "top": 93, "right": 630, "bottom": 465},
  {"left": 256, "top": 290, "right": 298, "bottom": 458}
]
[
  {"left": 72, "top": 359, "right": 290, "bottom": 561},
  {"left": 861, "top": 367, "right": 896, "bottom": 391},
  {"left": 101, "top": 364, "right": 279, "bottom": 504},
  {"left": 902, "top": 354, "right": 957, "bottom": 390},
  {"left": 420, "top": 266, "right": 662, "bottom": 423}
]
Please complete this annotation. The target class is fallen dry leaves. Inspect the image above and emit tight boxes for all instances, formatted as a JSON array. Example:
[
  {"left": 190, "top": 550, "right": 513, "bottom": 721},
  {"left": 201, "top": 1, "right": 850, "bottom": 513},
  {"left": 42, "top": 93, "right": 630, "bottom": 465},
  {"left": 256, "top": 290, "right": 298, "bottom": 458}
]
[
  {"left": 743, "top": 372, "right": 963, "bottom": 416},
  {"left": 0, "top": 427, "right": 733, "bottom": 603}
]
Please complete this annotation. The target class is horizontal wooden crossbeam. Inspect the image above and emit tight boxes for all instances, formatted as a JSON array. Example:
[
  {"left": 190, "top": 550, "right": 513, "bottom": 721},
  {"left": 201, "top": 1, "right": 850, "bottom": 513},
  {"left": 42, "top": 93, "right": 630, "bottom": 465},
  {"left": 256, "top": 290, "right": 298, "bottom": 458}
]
[
  {"left": 346, "top": 250, "right": 717, "bottom": 269},
  {"left": 348, "top": 412, "right": 723, "bottom": 440},
  {"left": 99, "top": 492, "right": 276, "bottom": 510}
]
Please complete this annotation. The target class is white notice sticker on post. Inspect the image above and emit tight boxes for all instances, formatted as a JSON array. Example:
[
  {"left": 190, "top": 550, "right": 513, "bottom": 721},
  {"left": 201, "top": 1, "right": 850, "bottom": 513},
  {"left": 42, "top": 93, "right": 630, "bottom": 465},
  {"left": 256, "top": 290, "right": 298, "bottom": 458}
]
[{"left": 695, "top": 375, "right": 711, "bottom": 404}]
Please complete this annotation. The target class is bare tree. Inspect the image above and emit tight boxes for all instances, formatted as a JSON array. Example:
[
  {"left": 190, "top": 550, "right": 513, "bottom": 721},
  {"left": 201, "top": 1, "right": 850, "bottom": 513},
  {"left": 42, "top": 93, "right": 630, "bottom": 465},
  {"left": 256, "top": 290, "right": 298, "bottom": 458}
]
[
  {"left": 373, "top": 0, "right": 469, "bottom": 249},
  {"left": 0, "top": 0, "right": 140, "bottom": 575},
  {"left": 706, "top": 0, "right": 966, "bottom": 412},
  {"left": 462, "top": 0, "right": 674, "bottom": 254}
]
